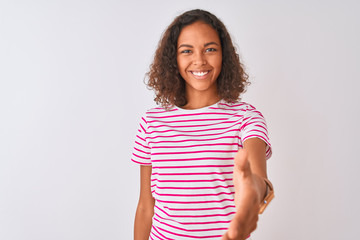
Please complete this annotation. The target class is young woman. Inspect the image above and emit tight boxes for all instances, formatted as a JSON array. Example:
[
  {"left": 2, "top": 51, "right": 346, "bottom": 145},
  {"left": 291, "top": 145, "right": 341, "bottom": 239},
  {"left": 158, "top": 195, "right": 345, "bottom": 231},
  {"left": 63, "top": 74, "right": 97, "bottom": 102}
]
[{"left": 132, "top": 9, "right": 274, "bottom": 240}]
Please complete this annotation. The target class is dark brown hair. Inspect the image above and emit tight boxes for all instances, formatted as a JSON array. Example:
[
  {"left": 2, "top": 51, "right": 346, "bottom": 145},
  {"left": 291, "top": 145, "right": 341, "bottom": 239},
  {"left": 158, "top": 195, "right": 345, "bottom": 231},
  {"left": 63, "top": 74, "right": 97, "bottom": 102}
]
[{"left": 146, "top": 9, "right": 249, "bottom": 108}]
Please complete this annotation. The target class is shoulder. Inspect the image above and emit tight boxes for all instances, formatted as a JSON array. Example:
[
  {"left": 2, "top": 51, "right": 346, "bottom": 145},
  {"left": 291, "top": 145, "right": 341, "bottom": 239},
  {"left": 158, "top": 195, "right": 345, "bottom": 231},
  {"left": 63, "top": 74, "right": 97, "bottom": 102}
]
[
  {"left": 215, "top": 100, "right": 257, "bottom": 113},
  {"left": 142, "top": 105, "right": 180, "bottom": 119}
]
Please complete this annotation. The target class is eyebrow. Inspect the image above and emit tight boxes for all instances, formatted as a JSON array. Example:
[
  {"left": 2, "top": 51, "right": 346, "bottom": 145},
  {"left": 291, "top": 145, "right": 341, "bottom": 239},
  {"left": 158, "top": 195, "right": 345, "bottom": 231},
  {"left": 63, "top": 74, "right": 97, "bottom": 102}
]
[{"left": 178, "top": 42, "right": 219, "bottom": 49}]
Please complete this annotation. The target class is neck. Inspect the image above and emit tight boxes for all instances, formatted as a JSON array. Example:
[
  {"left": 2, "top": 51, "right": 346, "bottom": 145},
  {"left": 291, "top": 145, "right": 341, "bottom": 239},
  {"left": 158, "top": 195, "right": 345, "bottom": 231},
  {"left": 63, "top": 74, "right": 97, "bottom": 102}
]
[{"left": 183, "top": 89, "right": 221, "bottom": 110}]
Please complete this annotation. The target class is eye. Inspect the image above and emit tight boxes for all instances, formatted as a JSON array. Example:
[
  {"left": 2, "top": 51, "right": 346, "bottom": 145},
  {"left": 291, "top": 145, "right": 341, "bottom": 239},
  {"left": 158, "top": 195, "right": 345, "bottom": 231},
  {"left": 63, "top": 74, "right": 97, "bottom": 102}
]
[
  {"left": 180, "top": 49, "right": 192, "bottom": 54},
  {"left": 205, "top": 48, "right": 217, "bottom": 52}
]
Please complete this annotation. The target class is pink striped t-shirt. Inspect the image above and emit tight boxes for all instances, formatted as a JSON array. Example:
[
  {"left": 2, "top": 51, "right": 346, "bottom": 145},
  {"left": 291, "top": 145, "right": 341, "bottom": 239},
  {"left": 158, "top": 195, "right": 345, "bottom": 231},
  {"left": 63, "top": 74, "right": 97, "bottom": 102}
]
[{"left": 132, "top": 100, "right": 272, "bottom": 240}]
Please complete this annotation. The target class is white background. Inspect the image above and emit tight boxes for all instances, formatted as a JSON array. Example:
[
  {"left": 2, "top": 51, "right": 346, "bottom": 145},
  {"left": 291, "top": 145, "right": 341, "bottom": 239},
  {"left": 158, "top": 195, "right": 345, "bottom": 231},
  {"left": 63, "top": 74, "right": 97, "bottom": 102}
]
[{"left": 1, "top": 0, "right": 359, "bottom": 239}]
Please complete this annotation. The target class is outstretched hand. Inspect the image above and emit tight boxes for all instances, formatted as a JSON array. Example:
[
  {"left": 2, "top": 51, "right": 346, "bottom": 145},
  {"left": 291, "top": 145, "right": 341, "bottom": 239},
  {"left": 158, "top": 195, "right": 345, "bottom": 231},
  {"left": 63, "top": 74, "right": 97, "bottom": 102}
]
[{"left": 222, "top": 149, "right": 265, "bottom": 240}]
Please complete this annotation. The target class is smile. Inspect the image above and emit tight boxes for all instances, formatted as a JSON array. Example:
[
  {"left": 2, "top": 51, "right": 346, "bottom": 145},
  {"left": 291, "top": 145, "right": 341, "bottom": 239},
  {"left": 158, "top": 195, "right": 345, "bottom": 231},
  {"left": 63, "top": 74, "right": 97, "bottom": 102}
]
[{"left": 190, "top": 71, "right": 210, "bottom": 77}]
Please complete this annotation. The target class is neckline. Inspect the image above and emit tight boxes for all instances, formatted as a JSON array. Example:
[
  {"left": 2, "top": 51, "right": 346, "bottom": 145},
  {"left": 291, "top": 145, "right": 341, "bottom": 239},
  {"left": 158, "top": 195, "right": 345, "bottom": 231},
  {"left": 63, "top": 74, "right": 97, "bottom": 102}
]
[{"left": 174, "top": 99, "right": 223, "bottom": 112}]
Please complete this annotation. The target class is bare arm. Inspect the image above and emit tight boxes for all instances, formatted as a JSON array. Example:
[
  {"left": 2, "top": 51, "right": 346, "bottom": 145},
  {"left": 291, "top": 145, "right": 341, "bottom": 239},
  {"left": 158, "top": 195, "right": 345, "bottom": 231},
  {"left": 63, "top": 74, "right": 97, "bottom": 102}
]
[
  {"left": 134, "top": 165, "right": 155, "bottom": 240},
  {"left": 222, "top": 138, "right": 270, "bottom": 240}
]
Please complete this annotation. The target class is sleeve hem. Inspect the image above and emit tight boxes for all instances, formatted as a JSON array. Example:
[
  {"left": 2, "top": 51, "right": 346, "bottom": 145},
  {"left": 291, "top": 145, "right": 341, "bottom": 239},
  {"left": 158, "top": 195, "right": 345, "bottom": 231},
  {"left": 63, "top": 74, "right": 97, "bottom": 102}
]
[{"left": 242, "top": 136, "right": 272, "bottom": 160}]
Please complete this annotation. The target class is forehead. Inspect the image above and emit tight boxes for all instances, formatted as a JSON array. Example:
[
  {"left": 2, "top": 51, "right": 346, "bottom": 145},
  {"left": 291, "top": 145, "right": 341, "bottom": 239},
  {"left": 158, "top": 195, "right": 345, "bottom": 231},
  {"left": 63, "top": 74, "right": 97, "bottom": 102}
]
[{"left": 177, "top": 21, "right": 221, "bottom": 46}]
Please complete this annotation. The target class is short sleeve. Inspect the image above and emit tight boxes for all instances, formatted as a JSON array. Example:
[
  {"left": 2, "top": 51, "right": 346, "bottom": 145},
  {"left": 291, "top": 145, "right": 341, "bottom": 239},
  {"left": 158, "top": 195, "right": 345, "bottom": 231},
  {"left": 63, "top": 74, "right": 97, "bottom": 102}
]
[
  {"left": 240, "top": 106, "right": 272, "bottom": 160},
  {"left": 131, "top": 115, "right": 152, "bottom": 165}
]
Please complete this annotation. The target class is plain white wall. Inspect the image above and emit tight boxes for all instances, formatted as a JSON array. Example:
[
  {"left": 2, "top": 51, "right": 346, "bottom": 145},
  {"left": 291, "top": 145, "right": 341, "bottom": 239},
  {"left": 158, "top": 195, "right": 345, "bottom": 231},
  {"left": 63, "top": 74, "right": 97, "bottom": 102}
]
[{"left": 1, "top": 0, "right": 359, "bottom": 239}]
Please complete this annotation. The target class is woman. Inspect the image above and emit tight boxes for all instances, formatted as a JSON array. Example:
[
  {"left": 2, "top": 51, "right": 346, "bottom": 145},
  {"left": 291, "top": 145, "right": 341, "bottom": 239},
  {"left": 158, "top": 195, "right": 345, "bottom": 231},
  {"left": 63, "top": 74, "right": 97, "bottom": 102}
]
[{"left": 132, "top": 9, "right": 274, "bottom": 240}]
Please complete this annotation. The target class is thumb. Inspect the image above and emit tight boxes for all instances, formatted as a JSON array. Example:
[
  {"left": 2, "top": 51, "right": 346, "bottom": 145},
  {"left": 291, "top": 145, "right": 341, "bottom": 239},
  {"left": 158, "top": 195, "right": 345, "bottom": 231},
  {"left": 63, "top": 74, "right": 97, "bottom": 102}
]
[{"left": 234, "top": 149, "right": 252, "bottom": 178}]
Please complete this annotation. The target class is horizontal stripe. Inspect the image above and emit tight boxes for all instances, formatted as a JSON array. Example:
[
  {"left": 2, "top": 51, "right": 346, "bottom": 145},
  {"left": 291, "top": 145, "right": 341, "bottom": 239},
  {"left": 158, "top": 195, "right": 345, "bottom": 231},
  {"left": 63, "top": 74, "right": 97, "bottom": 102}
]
[
  {"left": 148, "top": 120, "right": 240, "bottom": 129},
  {"left": 155, "top": 225, "right": 223, "bottom": 239},
  {"left": 152, "top": 164, "right": 234, "bottom": 169},
  {"left": 152, "top": 191, "right": 235, "bottom": 197},
  {"left": 152, "top": 226, "right": 174, "bottom": 240},
  {"left": 151, "top": 150, "right": 237, "bottom": 155},
  {"left": 152, "top": 171, "right": 233, "bottom": 176},
  {"left": 133, "top": 147, "right": 150, "bottom": 155},
  {"left": 156, "top": 198, "right": 234, "bottom": 204},
  {"left": 147, "top": 112, "right": 243, "bottom": 119},
  {"left": 151, "top": 142, "right": 239, "bottom": 148},
  {"left": 132, "top": 153, "right": 150, "bottom": 160},
  {"left": 153, "top": 217, "right": 228, "bottom": 232},
  {"left": 147, "top": 121, "right": 242, "bottom": 134},
  {"left": 147, "top": 118, "right": 230, "bottom": 123},
  {"left": 151, "top": 157, "right": 234, "bottom": 163},
  {"left": 134, "top": 140, "right": 150, "bottom": 149},
  {"left": 149, "top": 135, "right": 241, "bottom": 144},
  {"left": 131, "top": 159, "right": 151, "bottom": 165},
  {"left": 132, "top": 100, "right": 271, "bottom": 238},
  {"left": 163, "top": 204, "right": 235, "bottom": 211},
  {"left": 146, "top": 128, "right": 240, "bottom": 140},
  {"left": 155, "top": 205, "right": 235, "bottom": 218},
  {"left": 151, "top": 178, "right": 233, "bottom": 183},
  {"left": 154, "top": 214, "right": 231, "bottom": 225},
  {"left": 151, "top": 184, "right": 234, "bottom": 190}
]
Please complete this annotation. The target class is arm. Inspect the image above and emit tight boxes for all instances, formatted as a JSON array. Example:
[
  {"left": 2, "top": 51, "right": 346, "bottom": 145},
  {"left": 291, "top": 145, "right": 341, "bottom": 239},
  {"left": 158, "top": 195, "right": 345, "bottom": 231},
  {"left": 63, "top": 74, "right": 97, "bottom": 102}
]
[
  {"left": 242, "top": 137, "right": 268, "bottom": 202},
  {"left": 222, "top": 137, "right": 270, "bottom": 240},
  {"left": 134, "top": 165, "right": 155, "bottom": 240}
]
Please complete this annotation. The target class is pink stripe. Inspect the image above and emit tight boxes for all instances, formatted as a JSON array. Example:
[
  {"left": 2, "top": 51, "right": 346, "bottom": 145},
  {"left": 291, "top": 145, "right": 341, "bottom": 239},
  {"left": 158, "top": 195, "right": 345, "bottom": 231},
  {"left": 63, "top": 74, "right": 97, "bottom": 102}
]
[
  {"left": 155, "top": 225, "right": 222, "bottom": 238},
  {"left": 147, "top": 118, "right": 230, "bottom": 124},
  {"left": 153, "top": 217, "right": 228, "bottom": 232},
  {"left": 152, "top": 171, "right": 233, "bottom": 176},
  {"left": 151, "top": 178, "right": 233, "bottom": 183},
  {"left": 254, "top": 124, "right": 268, "bottom": 133},
  {"left": 140, "top": 123, "right": 147, "bottom": 133},
  {"left": 152, "top": 164, "right": 233, "bottom": 169},
  {"left": 152, "top": 226, "right": 174, "bottom": 240},
  {"left": 151, "top": 150, "right": 237, "bottom": 155},
  {"left": 156, "top": 198, "right": 234, "bottom": 204},
  {"left": 132, "top": 153, "right": 150, "bottom": 160},
  {"left": 244, "top": 129, "right": 268, "bottom": 136},
  {"left": 153, "top": 191, "right": 235, "bottom": 197},
  {"left": 146, "top": 129, "right": 240, "bottom": 140},
  {"left": 147, "top": 121, "right": 241, "bottom": 134},
  {"left": 148, "top": 120, "right": 240, "bottom": 129},
  {"left": 154, "top": 214, "right": 231, "bottom": 225},
  {"left": 149, "top": 135, "right": 240, "bottom": 144},
  {"left": 240, "top": 118, "right": 265, "bottom": 131},
  {"left": 147, "top": 112, "right": 240, "bottom": 119},
  {"left": 151, "top": 157, "right": 234, "bottom": 163},
  {"left": 151, "top": 184, "right": 234, "bottom": 190},
  {"left": 243, "top": 135, "right": 268, "bottom": 144},
  {"left": 164, "top": 204, "right": 235, "bottom": 211},
  {"left": 151, "top": 143, "right": 238, "bottom": 148},
  {"left": 131, "top": 159, "right": 151, "bottom": 165},
  {"left": 155, "top": 205, "right": 235, "bottom": 218},
  {"left": 134, "top": 140, "right": 150, "bottom": 149},
  {"left": 141, "top": 116, "right": 148, "bottom": 124},
  {"left": 133, "top": 147, "right": 150, "bottom": 155},
  {"left": 136, "top": 135, "right": 146, "bottom": 142}
]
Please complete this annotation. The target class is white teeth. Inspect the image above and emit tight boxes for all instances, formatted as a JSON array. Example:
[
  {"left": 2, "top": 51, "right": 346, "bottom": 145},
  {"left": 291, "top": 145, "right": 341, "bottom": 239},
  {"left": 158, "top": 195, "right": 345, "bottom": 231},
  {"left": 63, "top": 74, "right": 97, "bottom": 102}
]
[{"left": 192, "top": 71, "right": 209, "bottom": 76}]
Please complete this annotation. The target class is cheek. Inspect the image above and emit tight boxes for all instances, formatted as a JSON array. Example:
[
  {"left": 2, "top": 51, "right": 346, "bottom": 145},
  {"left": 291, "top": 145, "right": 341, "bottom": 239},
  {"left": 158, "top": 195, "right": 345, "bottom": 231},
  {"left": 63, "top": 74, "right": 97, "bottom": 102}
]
[
  {"left": 215, "top": 58, "right": 222, "bottom": 73},
  {"left": 176, "top": 57, "right": 185, "bottom": 72}
]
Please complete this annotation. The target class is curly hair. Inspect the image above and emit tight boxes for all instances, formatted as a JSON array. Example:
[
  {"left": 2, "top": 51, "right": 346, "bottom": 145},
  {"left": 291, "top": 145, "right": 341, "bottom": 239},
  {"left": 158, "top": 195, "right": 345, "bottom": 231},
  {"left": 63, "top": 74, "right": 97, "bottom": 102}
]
[{"left": 146, "top": 9, "right": 249, "bottom": 109}]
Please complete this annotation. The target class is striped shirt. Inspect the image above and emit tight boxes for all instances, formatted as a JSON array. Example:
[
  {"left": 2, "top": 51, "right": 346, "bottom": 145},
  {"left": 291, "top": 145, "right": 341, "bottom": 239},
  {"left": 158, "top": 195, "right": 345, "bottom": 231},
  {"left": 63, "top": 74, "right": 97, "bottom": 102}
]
[{"left": 132, "top": 100, "right": 272, "bottom": 240}]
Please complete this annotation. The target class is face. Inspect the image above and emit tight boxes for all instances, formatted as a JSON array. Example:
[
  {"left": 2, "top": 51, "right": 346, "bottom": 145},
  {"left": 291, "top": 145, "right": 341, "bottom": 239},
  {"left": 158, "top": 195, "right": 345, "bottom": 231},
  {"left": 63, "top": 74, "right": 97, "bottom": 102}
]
[{"left": 177, "top": 21, "right": 222, "bottom": 98}]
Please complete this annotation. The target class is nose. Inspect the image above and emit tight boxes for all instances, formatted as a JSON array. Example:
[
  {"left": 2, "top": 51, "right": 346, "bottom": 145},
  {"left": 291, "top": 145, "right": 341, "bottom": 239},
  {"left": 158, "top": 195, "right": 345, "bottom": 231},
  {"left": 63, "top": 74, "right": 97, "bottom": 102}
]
[{"left": 193, "top": 52, "right": 206, "bottom": 66}]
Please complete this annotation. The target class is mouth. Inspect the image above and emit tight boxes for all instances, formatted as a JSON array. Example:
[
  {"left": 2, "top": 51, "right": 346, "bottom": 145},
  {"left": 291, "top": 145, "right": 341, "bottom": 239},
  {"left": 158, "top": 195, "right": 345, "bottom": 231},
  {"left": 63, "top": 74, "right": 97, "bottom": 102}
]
[{"left": 190, "top": 70, "right": 211, "bottom": 78}]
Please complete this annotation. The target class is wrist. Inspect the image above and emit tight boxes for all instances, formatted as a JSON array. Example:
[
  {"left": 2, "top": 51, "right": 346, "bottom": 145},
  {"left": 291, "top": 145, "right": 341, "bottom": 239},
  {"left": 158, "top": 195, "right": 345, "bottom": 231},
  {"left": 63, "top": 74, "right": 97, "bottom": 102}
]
[
  {"left": 258, "top": 178, "right": 274, "bottom": 214},
  {"left": 253, "top": 174, "right": 267, "bottom": 203}
]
